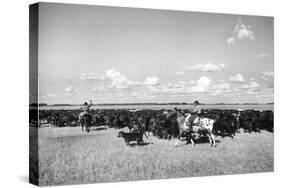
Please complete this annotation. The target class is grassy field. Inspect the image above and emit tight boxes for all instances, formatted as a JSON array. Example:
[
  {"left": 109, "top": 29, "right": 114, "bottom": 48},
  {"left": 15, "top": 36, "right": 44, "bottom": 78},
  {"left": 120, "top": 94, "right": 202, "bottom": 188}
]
[{"left": 35, "top": 126, "right": 273, "bottom": 186}]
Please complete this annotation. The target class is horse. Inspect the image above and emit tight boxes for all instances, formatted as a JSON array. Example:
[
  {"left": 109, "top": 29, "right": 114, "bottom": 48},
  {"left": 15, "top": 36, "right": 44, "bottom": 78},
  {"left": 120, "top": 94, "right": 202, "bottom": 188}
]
[
  {"left": 168, "top": 108, "right": 216, "bottom": 147},
  {"left": 79, "top": 112, "right": 92, "bottom": 133}
]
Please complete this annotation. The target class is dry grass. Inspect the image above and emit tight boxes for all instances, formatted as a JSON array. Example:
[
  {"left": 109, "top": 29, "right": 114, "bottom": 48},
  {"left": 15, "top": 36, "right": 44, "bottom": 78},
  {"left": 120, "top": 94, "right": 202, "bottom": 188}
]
[{"left": 34, "top": 127, "right": 273, "bottom": 186}]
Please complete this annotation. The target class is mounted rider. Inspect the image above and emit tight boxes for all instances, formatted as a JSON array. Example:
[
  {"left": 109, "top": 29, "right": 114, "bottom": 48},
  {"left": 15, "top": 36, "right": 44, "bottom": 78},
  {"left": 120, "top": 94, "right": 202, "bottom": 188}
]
[
  {"left": 79, "top": 99, "right": 93, "bottom": 120},
  {"left": 186, "top": 100, "right": 202, "bottom": 129}
]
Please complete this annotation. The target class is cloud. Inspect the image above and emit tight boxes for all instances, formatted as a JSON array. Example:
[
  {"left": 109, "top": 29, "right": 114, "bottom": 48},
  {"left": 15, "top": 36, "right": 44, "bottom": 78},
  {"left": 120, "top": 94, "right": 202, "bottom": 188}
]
[
  {"left": 41, "top": 93, "right": 56, "bottom": 99},
  {"left": 255, "top": 53, "right": 270, "bottom": 58},
  {"left": 143, "top": 76, "right": 160, "bottom": 86},
  {"left": 131, "top": 92, "right": 140, "bottom": 97},
  {"left": 149, "top": 76, "right": 212, "bottom": 94},
  {"left": 261, "top": 76, "right": 269, "bottom": 81},
  {"left": 261, "top": 71, "right": 273, "bottom": 82},
  {"left": 130, "top": 92, "right": 156, "bottom": 99},
  {"left": 190, "top": 76, "right": 212, "bottom": 92},
  {"left": 87, "top": 69, "right": 160, "bottom": 91},
  {"left": 79, "top": 72, "right": 106, "bottom": 81},
  {"left": 175, "top": 70, "right": 184, "bottom": 76},
  {"left": 227, "top": 37, "right": 236, "bottom": 45},
  {"left": 105, "top": 69, "right": 133, "bottom": 89},
  {"left": 254, "top": 88, "right": 273, "bottom": 103},
  {"left": 80, "top": 69, "right": 136, "bottom": 90},
  {"left": 210, "top": 82, "right": 231, "bottom": 96},
  {"left": 262, "top": 71, "right": 273, "bottom": 77},
  {"left": 185, "top": 63, "right": 225, "bottom": 72},
  {"left": 212, "top": 82, "right": 230, "bottom": 90},
  {"left": 102, "top": 69, "right": 160, "bottom": 88},
  {"left": 267, "top": 82, "right": 274, "bottom": 89},
  {"left": 229, "top": 73, "right": 245, "bottom": 83},
  {"left": 227, "top": 19, "right": 254, "bottom": 45},
  {"left": 246, "top": 89, "right": 261, "bottom": 95},
  {"left": 239, "top": 81, "right": 259, "bottom": 90},
  {"left": 65, "top": 86, "right": 75, "bottom": 96},
  {"left": 91, "top": 86, "right": 108, "bottom": 92}
]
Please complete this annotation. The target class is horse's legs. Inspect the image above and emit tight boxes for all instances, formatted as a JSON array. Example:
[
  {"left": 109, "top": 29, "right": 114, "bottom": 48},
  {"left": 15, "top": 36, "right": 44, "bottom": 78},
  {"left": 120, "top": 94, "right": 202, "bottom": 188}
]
[
  {"left": 174, "top": 137, "right": 180, "bottom": 147},
  {"left": 211, "top": 133, "right": 216, "bottom": 147},
  {"left": 207, "top": 134, "right": 212, "bottom": 145},
  {"left": 190, "top": 136, "right": 195, "bottom": 147},
  {"left": 86, "top": 126, "right": 89, "bottom": 133},
  {"left": 174, "top": 133, "right": 183, "bottom": 147}
]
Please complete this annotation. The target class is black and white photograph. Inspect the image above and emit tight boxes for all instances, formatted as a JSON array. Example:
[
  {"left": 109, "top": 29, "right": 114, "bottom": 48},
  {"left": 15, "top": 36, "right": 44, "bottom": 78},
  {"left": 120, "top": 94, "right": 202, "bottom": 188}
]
[{"left": 29, "top": 2, "right": 274, "bottom": 186}]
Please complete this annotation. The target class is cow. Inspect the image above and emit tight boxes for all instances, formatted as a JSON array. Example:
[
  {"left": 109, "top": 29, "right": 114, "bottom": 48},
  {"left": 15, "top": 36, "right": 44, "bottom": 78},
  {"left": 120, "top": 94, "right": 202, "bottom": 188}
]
[{"left": 118, "top": 131, "right": 144, "bottom": 145}]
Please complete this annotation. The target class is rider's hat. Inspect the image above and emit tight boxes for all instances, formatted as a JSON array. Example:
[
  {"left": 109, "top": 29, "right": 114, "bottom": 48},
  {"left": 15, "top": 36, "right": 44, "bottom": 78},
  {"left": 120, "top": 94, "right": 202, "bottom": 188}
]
[
  {"left": 194, "top": 100, "right": 199, "bottom": 105},
  {"left": 84, "top": 102, "right": 88, "bottom": 105}
]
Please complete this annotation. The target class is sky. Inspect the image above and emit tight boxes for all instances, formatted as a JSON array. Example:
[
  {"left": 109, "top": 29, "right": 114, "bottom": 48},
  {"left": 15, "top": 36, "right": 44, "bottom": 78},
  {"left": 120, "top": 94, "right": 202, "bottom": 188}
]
[{"left": 37, "top": 3, "right": 274, "bottom": 104}]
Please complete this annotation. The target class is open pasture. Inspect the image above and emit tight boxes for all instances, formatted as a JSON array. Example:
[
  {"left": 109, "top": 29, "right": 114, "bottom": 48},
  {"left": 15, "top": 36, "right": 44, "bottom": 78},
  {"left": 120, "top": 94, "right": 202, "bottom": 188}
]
[{"left": 36, "top": 126, "right": 273, "bottom": 186}]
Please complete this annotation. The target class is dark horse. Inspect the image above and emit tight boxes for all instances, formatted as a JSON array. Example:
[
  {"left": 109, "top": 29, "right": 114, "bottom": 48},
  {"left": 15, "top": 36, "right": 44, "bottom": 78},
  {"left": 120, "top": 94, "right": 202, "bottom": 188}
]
[
  {"left": 79, "top": 113, "right": 92, "bottom": 133},
  {"left": 167, "top": 108, "right": 216, "bottom": 147}
]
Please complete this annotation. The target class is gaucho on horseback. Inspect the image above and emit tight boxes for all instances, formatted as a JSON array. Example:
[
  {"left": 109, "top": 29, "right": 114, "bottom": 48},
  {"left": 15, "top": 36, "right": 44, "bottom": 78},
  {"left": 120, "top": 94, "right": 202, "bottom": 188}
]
[
  {"left": 185, "top": 100, "right": 202, "bottom": 129},
  {"left": 81, "top": 100, "right": 93, "bottom": 115},
  {"left": 172, "top": 100, "right": 216, "bottom": 147},
  {"left": 79, "top": 99, "right": 93, "bottom": 132}
]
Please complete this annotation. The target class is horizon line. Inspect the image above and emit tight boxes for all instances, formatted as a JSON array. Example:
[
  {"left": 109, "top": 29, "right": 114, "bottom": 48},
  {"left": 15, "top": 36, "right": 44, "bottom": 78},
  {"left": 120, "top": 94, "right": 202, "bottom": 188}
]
[{"left": 31, "top": 102, "right": 274, "bottom": 106}]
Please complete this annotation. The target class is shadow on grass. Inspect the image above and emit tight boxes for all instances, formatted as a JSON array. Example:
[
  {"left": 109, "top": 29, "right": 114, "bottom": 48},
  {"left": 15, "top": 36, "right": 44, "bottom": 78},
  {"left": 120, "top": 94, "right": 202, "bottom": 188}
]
[
  {"left": 192, "top": 138, "right": 221, "bottom": 145},
  {"left": 175, "top": 137, "right": 221, "bottom": 147},
  {"left": 128, "top": 142, "right": 154, "bottom": 147},
  {"left": 92, "top": 126, "right": 108, "bottom": 131}
]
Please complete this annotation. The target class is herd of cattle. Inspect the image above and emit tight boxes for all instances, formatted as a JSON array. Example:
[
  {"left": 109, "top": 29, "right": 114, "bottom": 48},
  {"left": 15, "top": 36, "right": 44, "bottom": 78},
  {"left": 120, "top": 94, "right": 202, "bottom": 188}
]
[{"left": 30, "top": 108, "right": 274, "bottom": 139}]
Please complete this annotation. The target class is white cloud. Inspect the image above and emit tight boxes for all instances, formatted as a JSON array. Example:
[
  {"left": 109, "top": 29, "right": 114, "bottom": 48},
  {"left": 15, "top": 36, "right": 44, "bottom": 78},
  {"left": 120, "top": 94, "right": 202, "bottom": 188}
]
[
  {"left": 149, "top": 76, "right": 212, "bottom": 94},
  {"left": 229, "top": 73, "right": 245, "bottom": 83},
  {"left": 41, "top": 93, "right": 56, "bottom": 98},
  {"left": 185, "top": 63, "right": 225, "bottom": 72},
  {"left": 261, "top": 71, "right": 273, "bottom": 82},
  {"left": 92, "top": 86, "right": 107, "bottom": 92},
  {"left": 65, "top": 86, "right": 75, "bottom": 96},
  {"left": 246, "top": 89, "right": 261, "bottom": 95},
  {"left": 210, "top": 82, "right": 231, "bottom": 96},
  {"left": 131, "top": 92, "right": 140, "bottom": 97},
  {"left": 212, "top": 82, "right": 230, "bottom": 90},
  {"left": 240, "top": 81, "right": 259, "bottom": 89},
  {"left": 79, "top": 72, "right": 106, "bottom": 81},
  {"left": 143, "top": 76, "right": 160, "bottom": 86},
  {"left": 255, "top": 53, "right": 270, "bottom": 58},
  {"left": 175, "top": 70, "right": 184, "bottom": 76},
  {"left": 190, "top": 76, "right": 212, "bottom": 92},
  {"left": 227, "top": 19, "right": 254, "bottom": 45},
  {"left": 267, "top": 83, "right": 274, "bottom": 89},
  {"left": 86, "top": 69, "right": 160, "bottom": 91},
  {"left": 130, "top": 92, "right": 156, "bottom": 100},
  {"left": 105, "top": 69, "right": 132, "bottom": 89},
  {"left": 227, "top": 37, "right": 236, "bottom": 45},
  {"left": 261, "top": 76, "right": 269, "bottom": 81},
  {"left": 262, "top": 71, "right": 273, "bottom": 77},
  {"left": 103, "top": 69, "right": 160, "bottom": 88}
]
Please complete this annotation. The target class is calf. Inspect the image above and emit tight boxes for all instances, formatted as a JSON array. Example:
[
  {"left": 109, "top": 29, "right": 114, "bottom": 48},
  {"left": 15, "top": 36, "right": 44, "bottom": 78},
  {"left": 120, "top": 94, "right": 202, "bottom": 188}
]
[{"left": 117, "top": 131, "right": 144, "bottom": 145}]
